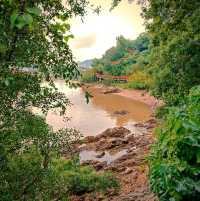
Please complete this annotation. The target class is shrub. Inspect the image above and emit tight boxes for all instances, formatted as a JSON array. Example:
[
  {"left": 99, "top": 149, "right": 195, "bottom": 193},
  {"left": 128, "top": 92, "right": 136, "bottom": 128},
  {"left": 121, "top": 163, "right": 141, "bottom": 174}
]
[
  {"left": 102, "top": 78, "right": 114, "bottom": 86},
  {"left": 127, "top": 70, "right": 153, "bottom": 90},
  {"left": 1, "top": 154, "right": 119, "bottom": 201},
  {"left": 51, "top": 157, "right": 119, "bottom": 196},
  {"left": 81, "top": 69, "right": 97, "bottom": 83},
  {"left": 149, "top": 86, "right": 200, "bottom": 201}
]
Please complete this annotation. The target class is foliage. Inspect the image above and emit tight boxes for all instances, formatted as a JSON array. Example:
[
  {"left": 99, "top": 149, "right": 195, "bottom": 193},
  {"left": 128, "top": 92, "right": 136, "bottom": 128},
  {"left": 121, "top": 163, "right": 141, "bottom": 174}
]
[
  {"left": 1, "top": 155, "right": 119, "bottom": 201},
  {"left": 126, "top": 70, "right": 153, "bottom": 89},
  {"left": 81, "top": 68, "right": 97, "bottom": 83},
  {"left": 142, "top": 0, "right": 200, "bottom": 105},
  {"left": 56, "top": 158, "right": 119, "bottom": 195},
  {"left": 149, "top": 86, "right": 200, "bottom": 201},
  {"left": 92, "top": 34, "right": 150, "bottom": 76},
  {"left": 0, "top": 0, "right": 116, "bottom": 200}
]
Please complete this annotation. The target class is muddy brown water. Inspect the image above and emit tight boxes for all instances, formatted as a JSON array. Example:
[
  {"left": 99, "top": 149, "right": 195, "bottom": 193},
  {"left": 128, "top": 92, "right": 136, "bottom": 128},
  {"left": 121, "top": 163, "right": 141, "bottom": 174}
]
[{"left": 45, "top": 80, "right": 152, "bottom": 136}]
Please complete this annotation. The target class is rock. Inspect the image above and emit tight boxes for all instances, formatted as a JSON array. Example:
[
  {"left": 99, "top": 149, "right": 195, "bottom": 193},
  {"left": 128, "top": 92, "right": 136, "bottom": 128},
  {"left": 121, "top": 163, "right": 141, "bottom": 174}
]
[
  {"left": 93, "top": 161, "right": 107, "bottom": 171},
  {"left": 117, "top": 166, "right": 127, "bottom": 172},
  {"left": 123, "top": 168, "right": 133, "bottom": 175},
  {"left": 145, "top": 118, "right": 157, "bottom": 125},
  {"left": 127, "top": 146, "right": 137, "bottom": 153},
  {"left": 119, "top": 185, "right": 157, "bottom": 201},
  {"left": 96, "top": 151, "right": 105, "bottom": 158},
  {"left": 84, "top": 136, "right": 97, "bottom": 143},
  {"left": 81, "top": 160, "right": 107, "bottom": 171},
  {"left": 99, "top": 127, "right": 131, "bottom": 138},
  {"left": 103, "top": 88, "right": 121, "bottom": 94},
  {"left": 134, "top": 122, "right": 145, "bottom": 128},
  {"left": 78, "top": 144, "right": 87, "bottom": 151},
  {"left": 113, "top": 110, "right": 129, "bottom": 116},
  {"left": 146, "top": 124, "right": 155, "bottom": 129},
  {"left": 104, "top": 165, "right": 118, "bottom": 172},
  {"left": 126, "top": 134, "right": 135, "bottom": 142},
  {"left": 134, "top": 119, "right": 157, "bottom": 130},
  {"left": 105, "top": 138, "right": 128, "bottom": 149}
]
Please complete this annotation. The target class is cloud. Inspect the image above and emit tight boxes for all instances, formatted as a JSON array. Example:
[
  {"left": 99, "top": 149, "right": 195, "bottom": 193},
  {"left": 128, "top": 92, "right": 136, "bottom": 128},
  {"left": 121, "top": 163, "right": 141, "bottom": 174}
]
[{"left": 72, "top": 33, "right": 97, "bottom": 49}]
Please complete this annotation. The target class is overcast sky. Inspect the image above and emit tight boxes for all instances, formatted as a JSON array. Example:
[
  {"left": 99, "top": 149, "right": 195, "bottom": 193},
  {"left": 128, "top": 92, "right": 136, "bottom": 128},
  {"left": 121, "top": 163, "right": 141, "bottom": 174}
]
[{"left": 69, "top": 0, "right": 145, "bottom": 61}]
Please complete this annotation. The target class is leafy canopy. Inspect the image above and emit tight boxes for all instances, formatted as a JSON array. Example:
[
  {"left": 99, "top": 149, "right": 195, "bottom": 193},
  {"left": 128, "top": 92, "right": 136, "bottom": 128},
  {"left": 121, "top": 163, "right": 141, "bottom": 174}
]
[{"left": 0, "top": 0, "right": 117, "bottom": 200}]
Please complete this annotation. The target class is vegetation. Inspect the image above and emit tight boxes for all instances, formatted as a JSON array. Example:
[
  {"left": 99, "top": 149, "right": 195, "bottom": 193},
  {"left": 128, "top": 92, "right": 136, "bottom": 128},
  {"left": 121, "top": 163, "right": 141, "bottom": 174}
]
[
  {"left": 126, "top": 70, "right": 153, "bottom": 90},
  {"left": 140, "top": 1, "right": 200, "bottom": 200},
  {"left": 142, "top": 0, "right": 200, "bottom": 105},
  {"left": 92, "top": 34, "right": 150, "bottom": 76},
  {"left": 2, "top": 0, "right": 200, "bottom": 200},
  {"left": 149, "top": 86, "right": 200, "bottom": 201},
  {"left": 82, "top": 33, "right": 153, "bottom": 89},
  {"left": 112, "top": 1, "right": 200, "bottom": 200},
  {"left": 81, "top": 68, "right": 97, "bottom": 83},
  {"left": 0, "top": 1, "right": 118, "bottom": 200}
]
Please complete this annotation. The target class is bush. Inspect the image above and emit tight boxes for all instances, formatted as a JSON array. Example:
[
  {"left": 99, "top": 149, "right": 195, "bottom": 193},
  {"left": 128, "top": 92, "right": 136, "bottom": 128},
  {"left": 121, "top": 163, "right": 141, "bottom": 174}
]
[
  {"left": 149, "top": 86, "right": 200, "bottom": 201},
  {"left": 81, "top": 69, "right": 97, "bottom": 83},
  {"left": 102, "top": 78, "right": 114, "bottom": 86},
  {"left": 1, "top": 153, "right": 119, "bottom": 201},
  {"left": 127, "top": 70, "right": 153, "bottom": 90},
  {"left": 52, "top": 157, "right": 119, "bottom": 196}
]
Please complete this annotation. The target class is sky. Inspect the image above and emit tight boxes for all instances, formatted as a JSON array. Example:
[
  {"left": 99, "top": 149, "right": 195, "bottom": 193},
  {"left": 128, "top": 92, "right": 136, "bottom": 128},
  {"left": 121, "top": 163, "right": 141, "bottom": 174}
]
[{"left": 69, "top": 0, "right": 145, "bottom": 61}]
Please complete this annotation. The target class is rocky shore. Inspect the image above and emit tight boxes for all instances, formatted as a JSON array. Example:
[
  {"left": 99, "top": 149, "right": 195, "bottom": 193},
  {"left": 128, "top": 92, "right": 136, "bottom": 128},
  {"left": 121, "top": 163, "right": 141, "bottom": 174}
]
[{"left": 72, "top": 119, "right": 158, "bottom": 201}]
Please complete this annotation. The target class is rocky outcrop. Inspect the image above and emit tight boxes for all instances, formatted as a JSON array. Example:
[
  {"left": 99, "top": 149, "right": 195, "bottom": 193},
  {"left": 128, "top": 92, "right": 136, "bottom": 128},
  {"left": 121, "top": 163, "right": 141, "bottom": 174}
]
[
  {"left": 98, "top": 127, "right": 131, "bottom": 139},
  {"left": 74, "top": 120, "right": 157, "bottom": 201}
]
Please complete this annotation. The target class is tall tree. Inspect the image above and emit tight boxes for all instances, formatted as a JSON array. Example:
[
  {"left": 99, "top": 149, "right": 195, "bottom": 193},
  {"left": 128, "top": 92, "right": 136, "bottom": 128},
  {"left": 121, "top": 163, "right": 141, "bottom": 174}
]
[
  {"left": 112, "top": 0, "right": 200, "bottom": 104},
  {"left": 0, "top": 0, "right": 92, "bottom": 200},
  {"left": 143, "top": 0, "right": 200, "bottom": 105}
]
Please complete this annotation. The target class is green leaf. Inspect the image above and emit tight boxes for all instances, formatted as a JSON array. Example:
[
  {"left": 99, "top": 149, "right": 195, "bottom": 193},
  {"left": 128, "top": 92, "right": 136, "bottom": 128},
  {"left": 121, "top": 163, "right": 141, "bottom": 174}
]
[
  {"left": 15, "top": 16, "right": 26, "bottom": 29},
  {"left": 196, "top": 150, "right": 200, "bottom": 163},
  {"left": 64, "top": 34, "right": 74, "bottom": 43},
  {"left": 23, "top": 14, "right": 33, "bottom": 25},
  {"left": 64, "top": 23, "right": 70, "bottom": 31},
  {"left": 15, "top": 14, "right": 33, "bottom": 29},
  {"left": 10, "top": 11, "right": 18, "bottom": 28},
  {"left": 27, "top": 7, "right": 41, "bottom": 16},
  {"left": 85, "top": 91, "right": 93, "bottom": 104},
  {"left": 0, "top": 43, "right": 8, "bottom": 53}
]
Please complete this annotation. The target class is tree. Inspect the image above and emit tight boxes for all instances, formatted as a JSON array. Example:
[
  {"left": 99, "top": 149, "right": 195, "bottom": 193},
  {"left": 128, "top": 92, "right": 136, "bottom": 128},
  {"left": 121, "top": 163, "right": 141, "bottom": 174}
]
[
  {"left": 0, "top": 0, "right": 95, "bottom": 200},
  {"left": 143, "top": 0, "right": 200, "bottom": 105},
  {"left": 91, "top": 33, "right": 150, "bottom": 76},
  {"left": 112, "top": 0, "right": 200, "bottom": 105}
]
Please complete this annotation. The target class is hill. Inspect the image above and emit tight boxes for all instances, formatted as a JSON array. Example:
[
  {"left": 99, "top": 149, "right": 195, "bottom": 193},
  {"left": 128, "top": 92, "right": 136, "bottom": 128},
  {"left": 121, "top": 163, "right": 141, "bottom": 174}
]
[{"left": 79, "top": 59, "right": 93, "bottom": 70}]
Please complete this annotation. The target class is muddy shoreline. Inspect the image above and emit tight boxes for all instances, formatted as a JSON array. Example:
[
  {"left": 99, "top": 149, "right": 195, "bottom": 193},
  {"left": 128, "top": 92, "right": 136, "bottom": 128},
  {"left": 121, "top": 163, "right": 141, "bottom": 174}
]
[
  {"left": 82, "top": 84, "right": 162, "bottom": 111},
  {"left": 69, "top": 84, "right": 160, "bottom": 200},
  {"left": 70, "top": 122, "right": 158, "bottom": 201}
]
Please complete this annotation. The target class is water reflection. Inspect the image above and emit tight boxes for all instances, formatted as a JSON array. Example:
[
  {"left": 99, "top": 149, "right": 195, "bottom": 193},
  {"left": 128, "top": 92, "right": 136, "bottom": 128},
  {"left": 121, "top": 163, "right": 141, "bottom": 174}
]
[{"left": 46, "top": 80, "right": 151, "bottom": 136}]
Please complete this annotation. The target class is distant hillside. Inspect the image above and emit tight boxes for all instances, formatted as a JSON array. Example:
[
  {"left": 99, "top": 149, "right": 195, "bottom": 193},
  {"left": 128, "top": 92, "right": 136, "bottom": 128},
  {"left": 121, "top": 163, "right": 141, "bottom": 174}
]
[
  {"left": 92, "top": 33, "right": 150, "bottom": 76},
  {"left": 79, "top": 59, "right": 93, "bottom": 70}
]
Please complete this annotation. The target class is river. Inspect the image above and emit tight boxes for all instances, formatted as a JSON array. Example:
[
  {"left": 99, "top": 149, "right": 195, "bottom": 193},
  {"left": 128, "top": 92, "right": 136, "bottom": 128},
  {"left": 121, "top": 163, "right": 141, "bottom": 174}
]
[{"left": 45, "top": 80, "right": 152, "bottom": 136}]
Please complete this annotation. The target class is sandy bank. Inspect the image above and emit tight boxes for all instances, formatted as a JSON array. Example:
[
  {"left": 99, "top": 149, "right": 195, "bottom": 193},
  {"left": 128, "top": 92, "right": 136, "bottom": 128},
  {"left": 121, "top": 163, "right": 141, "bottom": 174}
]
[{"left": 83, "top": 84, "right": 163, "bottom": 111}]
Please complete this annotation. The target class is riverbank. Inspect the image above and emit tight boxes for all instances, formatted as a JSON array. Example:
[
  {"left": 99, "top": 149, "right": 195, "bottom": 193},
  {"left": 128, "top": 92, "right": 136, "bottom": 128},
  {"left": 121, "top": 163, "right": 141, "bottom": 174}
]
[
  {"left": 67, "top": 83, "right": 160, "bottom": 200},
  {"left": 82, "top": 84, "right": 162, "bottom": 111},
  {"left": 71, "top": 120, "right": 158, "bottom": 201},
  {"left": 67, "top": 85, "right": 161, "bottom": 201}
]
